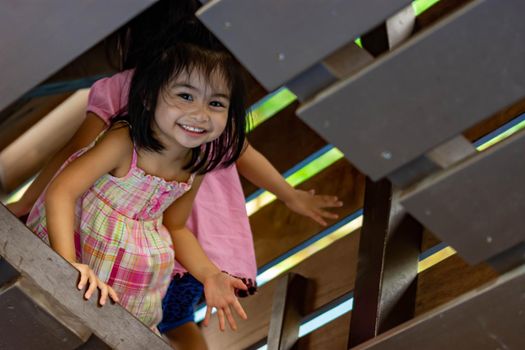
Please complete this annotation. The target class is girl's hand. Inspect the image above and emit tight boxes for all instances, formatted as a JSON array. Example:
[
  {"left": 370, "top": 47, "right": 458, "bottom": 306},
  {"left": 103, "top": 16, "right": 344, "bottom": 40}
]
[
  {"left": 71, "top": 262, "right": 119, "bottom": 306},
  {"left": 284, "top": 189, "right": 343, "bottom": 226},
  {"left": 202, "top": 272, "right": 248, "bottom": 331}
]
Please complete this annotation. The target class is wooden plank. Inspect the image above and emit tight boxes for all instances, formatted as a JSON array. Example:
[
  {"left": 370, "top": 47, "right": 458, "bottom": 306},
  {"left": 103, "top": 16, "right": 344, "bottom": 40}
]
[
  {"left": 354, "top": 264, "right": 525, "bottom": 350},
  {"left": 296, "top": 254, "right": 497, "bottom": 349},
  {"left": 197, "top": 0, "right": 412, "bottom": 90},
  {"left": 0, "top": 277, "right": 87, "bottom": 349},
  {"left": 286, "top": 43, "right": 374, "bottom": 102},
  {"left": 202, "top": 230, "right": 362, "bottom": 350},
  {"left": 250, "top": 159, "right": 364, "bottom": 267},
  {"left": 203, "top": 226, "right": 502, "bottom": 349},
  {"left": 0, "top": 256, "right": 21, "bottom": 287},
  {"left": 349, "top": 179, "right": 422, "bottom": 347},
  {"left": 464, "top": 96, "right": 525, "bottom": 142},
  {"left": 267, "top": 273, "right": 309, "bottom": 350},
  {"left": 0, "top": 204, "right": 171, "bottom": 350},
  {"left": 401, "top": 130, "right": 525, "bottom": 264},
  {"left": 298, "top": 0, "right": 525, "bottom": 180},
  {"left": 0, "top": 0, "right": 156, "bottom": 112},
  {"left": 415, "top": 255, "right": 498, "bottom": 316},
  {"left": 297, "top": 313, "right": 351, "bottom": 350},
  {"left": 413, "top": 0, "right": 473, "bottom": 32},
  {"left": 388, "top": 135, "right": 476, "bottom": 188}
]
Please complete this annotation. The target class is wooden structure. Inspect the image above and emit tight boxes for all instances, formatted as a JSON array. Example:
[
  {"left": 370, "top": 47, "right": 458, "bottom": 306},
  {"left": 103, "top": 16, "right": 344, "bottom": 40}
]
[{"left": 1, "top": 0, "right": 524, "bottom": 348}]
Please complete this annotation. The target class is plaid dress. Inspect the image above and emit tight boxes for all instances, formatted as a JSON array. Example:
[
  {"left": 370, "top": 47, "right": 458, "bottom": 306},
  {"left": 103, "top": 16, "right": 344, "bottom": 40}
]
[{"left": 27, "top": 136, "right": 195, "bottom": 329}]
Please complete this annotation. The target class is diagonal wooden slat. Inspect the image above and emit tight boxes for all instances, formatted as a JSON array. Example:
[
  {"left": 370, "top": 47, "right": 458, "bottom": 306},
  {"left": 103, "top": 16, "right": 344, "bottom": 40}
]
[
  {"left": 401, "top": 129, "right": 525, "bottom": 265},
  {"left": 349, "top": 178, "right": 422, "bottom": 347},
  {"left": 197, "top": 0, "right": 412, "bottom": 90},
  {"left": 298, "top": 0, "right": 525, "bottom": 180},
  {"left": 354, "top": 264, "right": 525, "bottom": 350},
  {"left": 267, "top": 273, "right": 309, "bottom": 350},
  {"left": 0, "top": 0, "right": 156, "bottom": 112}
]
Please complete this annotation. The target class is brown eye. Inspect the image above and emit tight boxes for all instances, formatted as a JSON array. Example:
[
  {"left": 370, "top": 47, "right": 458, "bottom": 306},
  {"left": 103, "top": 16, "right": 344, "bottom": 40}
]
[
  {"left": 210, "top": 101, "right": 226, "bottom": 108},
  {"left": 178, "top": 93, "right": 193, "bottom": 101}
]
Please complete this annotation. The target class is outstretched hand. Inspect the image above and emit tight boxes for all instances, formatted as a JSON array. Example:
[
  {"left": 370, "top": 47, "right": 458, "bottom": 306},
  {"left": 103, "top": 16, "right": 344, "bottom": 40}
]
[
  {"left": 72, "top": 262, "right": 119, "bottom": 306},
  {"left": 202, "top": 272, "right": 248, "bottom": 331},
  {"left": 284, "top": 189, "right": 343, "bottom": 226}
]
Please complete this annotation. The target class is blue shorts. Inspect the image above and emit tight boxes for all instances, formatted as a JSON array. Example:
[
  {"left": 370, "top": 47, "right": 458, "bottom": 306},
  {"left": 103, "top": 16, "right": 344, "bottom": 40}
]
[{"left": 157, "top": 274, "right": 204, "bottom": 334}]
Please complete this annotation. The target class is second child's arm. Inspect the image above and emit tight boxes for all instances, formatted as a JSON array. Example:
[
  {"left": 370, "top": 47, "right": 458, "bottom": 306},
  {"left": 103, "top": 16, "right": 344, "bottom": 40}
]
[
  {"left": 7, "top": 113, "right": 106, "bottom": 217},
  {"left": 45, "top": 125, "right": 129, "bottom": 304},
  {"left": 163, "top": 177, "right": 248, "bottom": 332},
  {"left": 236, "top": 143, "right": 343, "bottom": 226}
]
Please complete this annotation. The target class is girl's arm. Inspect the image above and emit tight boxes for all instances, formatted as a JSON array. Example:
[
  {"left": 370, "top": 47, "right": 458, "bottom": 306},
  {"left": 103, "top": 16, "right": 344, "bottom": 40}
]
[
  {"left": 236, "top": 143, "right": 343, "bottom": 225},
  {"left": 7, "top": 113, "right": 107, "bottom": 217},
  {"left": 163, "top": 177, "right": 248, "bottom": 332},
  {"left": 45, "top": 126, "right": 129, "bottom": 304}
]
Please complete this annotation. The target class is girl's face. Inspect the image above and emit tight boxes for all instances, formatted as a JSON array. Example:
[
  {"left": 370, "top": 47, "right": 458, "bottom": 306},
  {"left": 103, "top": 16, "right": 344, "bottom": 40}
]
[{"left": 153, "top": 68, "right": 230, "bottom": 150}]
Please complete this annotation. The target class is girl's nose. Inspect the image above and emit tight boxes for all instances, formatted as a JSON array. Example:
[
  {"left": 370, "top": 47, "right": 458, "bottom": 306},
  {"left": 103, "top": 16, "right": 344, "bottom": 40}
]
[{"left": 188, "top": 104, "right": 209, "bottom": 122}]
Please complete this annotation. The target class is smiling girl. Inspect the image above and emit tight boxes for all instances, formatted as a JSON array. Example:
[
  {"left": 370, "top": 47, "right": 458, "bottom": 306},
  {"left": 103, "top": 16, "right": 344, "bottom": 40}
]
[{"left": 26, "top": 39, "right": 249, "bottom": 332}]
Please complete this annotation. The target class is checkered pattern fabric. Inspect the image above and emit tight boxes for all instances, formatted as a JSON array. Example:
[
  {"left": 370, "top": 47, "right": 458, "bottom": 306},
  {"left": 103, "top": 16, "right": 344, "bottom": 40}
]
[{"left": 27, "top": 132, "right": 194, "bottom": 328}]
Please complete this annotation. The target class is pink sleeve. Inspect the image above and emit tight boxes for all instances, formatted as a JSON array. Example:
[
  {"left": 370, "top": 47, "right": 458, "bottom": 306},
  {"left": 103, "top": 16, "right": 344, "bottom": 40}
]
[{"left": 86, "top": 69, "right": 133, "bottom": 125}]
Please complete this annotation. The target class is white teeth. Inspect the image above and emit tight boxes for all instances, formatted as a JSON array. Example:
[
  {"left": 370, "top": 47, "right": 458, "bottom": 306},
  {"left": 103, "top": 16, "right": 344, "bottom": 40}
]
[{"left": 179, "top": 124, "right": 205, "bottom": 133}]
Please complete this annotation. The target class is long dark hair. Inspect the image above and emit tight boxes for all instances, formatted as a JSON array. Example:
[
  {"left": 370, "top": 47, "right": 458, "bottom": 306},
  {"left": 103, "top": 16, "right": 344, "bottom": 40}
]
[
  {"left": 117, "top": 0, "right": 202, "bottom": 70},
  {"left": 124, "top": 31, "right": 247, "bottom": 174}
]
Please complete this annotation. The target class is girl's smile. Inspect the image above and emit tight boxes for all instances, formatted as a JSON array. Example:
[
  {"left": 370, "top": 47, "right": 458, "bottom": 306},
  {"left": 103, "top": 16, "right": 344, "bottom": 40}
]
[{"left": 177, "top": 123, "right": 206, "bottom": 134}]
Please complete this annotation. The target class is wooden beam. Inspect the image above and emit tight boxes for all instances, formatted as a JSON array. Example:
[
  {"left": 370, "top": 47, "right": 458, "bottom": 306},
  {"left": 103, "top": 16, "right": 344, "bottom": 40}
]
[
  {"left": 348, "top": 178, "right": 422, "bottom": 347},
  {"left": 353, "top": 264, "right": 525, "bottom": 350},
  {"left": 0, "top": 0, "right": 156, "bottom": 112},
  {"left": 415, "top": 255, "right": 498, "bottom": 317},
  {"left": 0, "top": 277, "right": 88, "bottom": 349},
  {"left": 298, "top": 0, "right": 525, "bottom": 180},
  {"left": 197, "top": 0, "right": 412, "bottom": 90},
  {"left": 0, "top": 204, "right": 171, "bottom": 349},
  {"left": 297, "top": 313, "right": 351, "bottom": 350},
  {"left": 267, "top": 273, "right": 309, "bottom": 350},
  {"left": 401, "top": 130, "right": 525, "bottom": 265}
]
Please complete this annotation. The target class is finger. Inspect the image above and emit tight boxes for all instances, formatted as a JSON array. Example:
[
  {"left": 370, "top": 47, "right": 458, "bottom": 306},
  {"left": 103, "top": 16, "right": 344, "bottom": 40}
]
[
  {"left": 320, "top": 195, "right": 343, "bottom": 208},
  {"left": 203, "top": 306, "right": 212, "bottom": 327},
  {"left": 309, "top": 212, "right": 327, "bottom": 226},
  {"left": 85, "top": 272, "right": 97, "bottom": 300},
  {"left": 99, "top": 284, "right": 108, "bottom": 306},
  {"left": 224, "top": 305, "right": 237, "bottom": 331},
  {"left": 232, "top": 299, "right": 248, "bottom": 320},
  {"left": 318, "top": 208, "right": 339, "bottom": 219},
  {"left": 232, "top": 278, "right": 248, "bottom": 290},
  {"left": 77, "top": 269, "right": 88, "bottom": 290},
  {"left": 217, "top": 309, "right": 226, "bottom": 332},
  {"left": 108, "top": 286, "right": 120, "bottom": 303}
]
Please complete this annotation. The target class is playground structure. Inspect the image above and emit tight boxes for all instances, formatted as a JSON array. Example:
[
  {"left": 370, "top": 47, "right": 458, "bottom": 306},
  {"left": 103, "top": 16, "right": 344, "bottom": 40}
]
[{"left": 1, "top": 0, "right": 524, "bottom": 349}]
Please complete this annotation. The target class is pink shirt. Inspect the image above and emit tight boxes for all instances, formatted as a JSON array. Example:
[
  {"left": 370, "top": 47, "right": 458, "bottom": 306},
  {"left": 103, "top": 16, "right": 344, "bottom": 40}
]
[{"left": 87, "top": 70, "right": 257, "bottom": 291}]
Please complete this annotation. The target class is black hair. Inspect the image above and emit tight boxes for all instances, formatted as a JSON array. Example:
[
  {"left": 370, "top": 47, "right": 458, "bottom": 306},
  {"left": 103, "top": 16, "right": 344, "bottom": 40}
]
[
  {"left": 123, "top": 23, "right": 247, "bottom": 174},
  {"left": 117, "top": 0, "right": 202, "bottom": 70}
]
